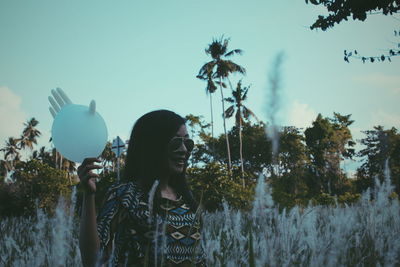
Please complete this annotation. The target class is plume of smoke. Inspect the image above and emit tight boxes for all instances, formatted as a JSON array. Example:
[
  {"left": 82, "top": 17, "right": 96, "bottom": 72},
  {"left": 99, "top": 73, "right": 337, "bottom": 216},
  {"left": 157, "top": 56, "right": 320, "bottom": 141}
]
[{"left": 265, "top": 52, "right": 285, "bottom": 162}]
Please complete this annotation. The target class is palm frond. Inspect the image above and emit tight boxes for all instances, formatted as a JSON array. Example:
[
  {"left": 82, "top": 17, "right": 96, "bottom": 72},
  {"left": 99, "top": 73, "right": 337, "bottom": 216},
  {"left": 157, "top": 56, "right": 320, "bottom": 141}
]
[
  {"left": 224, "top": 105, "right": 235, "bottom": 118},
  {"left": 197, "top": 61, "right": 216, "bottom": 79},
  {"left": 215, "top": 81, "right": 227, "bottom": 88},
  {"left": 242, "top": 87, "right": 250, "bottom": 101},
  {"left": 216, "top": 60, "right": 246, "bottom": 77},
  {"left": 224, "top": 97, "right": 235, "bottom": 103},
  {"left": 229, "top": 62, "right": 246, "bottom": 75},
  {"left": 225, "top": 49, "right": 243, "bottom": 57},
  {"left": 206, "top": 37, "right": 228, "bottom": 59},
  {"left": 206, "top": 79, "right": 217, "bottom": 94},
  {"left": 243, "top": 106, "right": 259, "bottom": 122}
]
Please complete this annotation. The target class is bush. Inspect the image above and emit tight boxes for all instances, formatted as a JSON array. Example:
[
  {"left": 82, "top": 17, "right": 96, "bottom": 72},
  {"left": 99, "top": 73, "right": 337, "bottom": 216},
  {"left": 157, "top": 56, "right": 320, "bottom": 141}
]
[
  {"left": 187, "top": 162, "right": 255, "bottom": 212},
  {"left": 0, "top": 160, "right": 72, "bottom": 216}
]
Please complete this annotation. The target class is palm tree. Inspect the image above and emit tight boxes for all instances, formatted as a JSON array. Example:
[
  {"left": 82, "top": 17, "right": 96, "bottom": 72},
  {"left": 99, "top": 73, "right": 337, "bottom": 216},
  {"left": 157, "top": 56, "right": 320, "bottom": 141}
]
[
  {"left": 0, "top": 159, "right": 12, "bottom": 178},
  {"left": 2, "top": 137, "right": 20, "bottom": 169},
  {"left": 30, "top": 146, "right": 52, "bottom": 165},
  {"left": 38, "top": 146, "right": 50, "bottom": 162},
  {"left": 31, "top": 150, "right": 39, "bottom": 160},
  {"left": 61, "top": 158, "right": 76, "bottom": 184},
  {"left": 224, "top": 80, "right": 259, "bottom": 185},
  {"left": 51, "top": 147, "right": 62, "bottom": 169},
  {"left": 101, "top": 141, "right": 116, "bottom": 173},
  {"left": 17, "top": 134, "right": 30, "bottom": 156},
  {"left": 17, "top": 118, "right": 41, "bottom": 159},
  {"left": 22, "top": 118, "right": 41, "bottom": 149},
  {"left": 197, "top": 36, "right": 246, "bottom": 172},
  {"left": 196, "top": 65, "right": 221, "bottom": 139}
]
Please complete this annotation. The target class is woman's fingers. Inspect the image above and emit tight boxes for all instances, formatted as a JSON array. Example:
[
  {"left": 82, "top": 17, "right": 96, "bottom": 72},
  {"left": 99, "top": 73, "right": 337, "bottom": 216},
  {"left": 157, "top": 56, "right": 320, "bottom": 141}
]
[
  {"left": 82, "top": 172, "right": 100, "bottom": 181},
  {"left": 78, "top": 164, "right": 102, "bottom": 177},
  {"left": 78, "top": 159, "right": 102, "bottom": 193},
  {"left": 80, "top": 172, "right": 99, "bottom": 182},
  {"left": 81, "top": 157, "right": 101, "bottom": 165},
  {"left": 78, "top": 158, "right": 102, "bottom": 178}
]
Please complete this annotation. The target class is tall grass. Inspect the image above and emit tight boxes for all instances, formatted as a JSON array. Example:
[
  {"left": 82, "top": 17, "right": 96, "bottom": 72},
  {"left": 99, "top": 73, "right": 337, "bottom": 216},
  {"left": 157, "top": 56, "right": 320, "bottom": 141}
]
[
  {"left": 0, "top": 189, "right": 81, "bottom": 267},
  {"left": 1, "top": 163, "right": 399, "bottom": 266},
  {"left": 201, "top": 163, "right": 400, "bottom": 266}
]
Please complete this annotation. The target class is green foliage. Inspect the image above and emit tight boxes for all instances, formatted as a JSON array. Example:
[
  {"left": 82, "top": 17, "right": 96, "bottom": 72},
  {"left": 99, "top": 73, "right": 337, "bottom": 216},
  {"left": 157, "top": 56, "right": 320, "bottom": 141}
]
[
  {"left": 270, "top": 172, "right": 310, "bottom": 209},
  {"left": 1, "top": 111, "right": 399, "bottom": 218},
  {"left": 187, "top": 162, "right": 255, "bottom": 211},
  {"left": 0, "top": 160, "right": 72, "bottom": 216},
  {"left": 356, "top": 126, "right": 400, "bottom": 194},
  {"left": 306, "top": 0, "right": 400, "bottom": 62},
  {"left": 197, "top": 122, "right": 272, "bottom": 175},
  {"left": 337, "top": 192, "right": 361, "bottom": 204},
  {"left": 275, "top": 126, "right": 310, "bottom": 181},
  {"left": 313, "top": 192, "right": 336, "bottom": 206},
  {"left": 306, "top": 0, "right": 400, "bottom": 31},
  {"left": 304, "top": 113, "right": 355, "bottom": 195}
]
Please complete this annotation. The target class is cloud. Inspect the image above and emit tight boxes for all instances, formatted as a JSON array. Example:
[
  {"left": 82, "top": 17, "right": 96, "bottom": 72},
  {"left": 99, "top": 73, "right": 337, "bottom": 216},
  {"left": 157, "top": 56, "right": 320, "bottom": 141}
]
[
  {"left": 0, "top": 86, "right": 27, "bottom": 147},
  {"left": 353, "top": 73, "right": 400, "bottom": 94},
  {"left": 286, "top": 100, "right": 318, "bottom": 129},
  {"left": 371, "top": 110, "right": 400, "bottom": 129}
]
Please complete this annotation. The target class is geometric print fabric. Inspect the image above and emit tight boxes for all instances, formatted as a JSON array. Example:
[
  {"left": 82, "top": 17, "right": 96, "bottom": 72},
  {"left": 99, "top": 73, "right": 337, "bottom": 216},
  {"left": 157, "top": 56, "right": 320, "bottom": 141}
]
[{"left": 97, "top": 181, "right": 205, "bottom": 266}]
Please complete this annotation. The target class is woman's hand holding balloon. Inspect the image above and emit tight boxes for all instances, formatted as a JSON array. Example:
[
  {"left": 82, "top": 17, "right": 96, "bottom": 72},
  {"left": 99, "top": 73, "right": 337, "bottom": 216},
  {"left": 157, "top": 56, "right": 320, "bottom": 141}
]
[{"left": 77, "top": 158, "right": 102, "bottom": 194}]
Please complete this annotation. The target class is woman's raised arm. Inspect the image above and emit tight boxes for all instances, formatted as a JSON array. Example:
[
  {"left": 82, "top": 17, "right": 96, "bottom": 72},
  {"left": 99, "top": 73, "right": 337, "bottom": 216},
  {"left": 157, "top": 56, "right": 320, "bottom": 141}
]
[{"left": 78, "top": 158, "right": 102, "bottom": 267}]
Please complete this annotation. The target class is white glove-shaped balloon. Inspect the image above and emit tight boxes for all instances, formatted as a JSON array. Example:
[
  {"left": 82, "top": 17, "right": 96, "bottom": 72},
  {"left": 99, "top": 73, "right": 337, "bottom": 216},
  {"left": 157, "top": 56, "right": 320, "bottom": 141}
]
[{"left": 48, "top": 88, "right": 108, "bottom": 162}]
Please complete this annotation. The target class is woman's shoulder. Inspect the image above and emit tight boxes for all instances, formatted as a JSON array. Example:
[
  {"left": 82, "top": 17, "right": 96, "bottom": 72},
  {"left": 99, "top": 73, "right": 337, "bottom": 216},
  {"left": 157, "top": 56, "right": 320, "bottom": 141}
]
[
  {"left": 105, "top": 181, "right": 143, "bottom": 200},
  {"left": 98, "top": 181, "right": 144, "bottom": 216}
]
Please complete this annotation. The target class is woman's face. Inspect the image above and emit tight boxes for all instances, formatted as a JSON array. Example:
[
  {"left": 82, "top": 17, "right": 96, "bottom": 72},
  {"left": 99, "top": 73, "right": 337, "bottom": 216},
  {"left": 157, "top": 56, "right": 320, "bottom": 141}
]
[{"left": 167, "top": 124, "right": 192, "bottom": 174}]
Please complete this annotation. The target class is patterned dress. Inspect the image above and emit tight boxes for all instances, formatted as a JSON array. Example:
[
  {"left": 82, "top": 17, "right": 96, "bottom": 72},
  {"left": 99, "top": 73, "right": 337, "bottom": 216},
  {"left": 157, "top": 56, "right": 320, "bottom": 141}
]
[{"left": 97, "top": 182, "right": 205, "bottom": 266}]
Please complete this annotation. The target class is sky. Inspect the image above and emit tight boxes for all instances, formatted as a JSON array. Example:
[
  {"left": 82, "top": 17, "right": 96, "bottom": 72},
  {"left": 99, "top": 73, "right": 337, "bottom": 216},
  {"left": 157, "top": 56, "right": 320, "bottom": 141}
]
[{"left": 0, "top": 0, "right": 399, "bottom": 171}]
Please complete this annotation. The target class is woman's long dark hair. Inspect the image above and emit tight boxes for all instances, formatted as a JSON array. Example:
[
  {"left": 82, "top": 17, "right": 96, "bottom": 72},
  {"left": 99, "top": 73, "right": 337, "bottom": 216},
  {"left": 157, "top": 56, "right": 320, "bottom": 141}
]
[{"left": 122, "top": 110, "right": 198, "bottom": 211}]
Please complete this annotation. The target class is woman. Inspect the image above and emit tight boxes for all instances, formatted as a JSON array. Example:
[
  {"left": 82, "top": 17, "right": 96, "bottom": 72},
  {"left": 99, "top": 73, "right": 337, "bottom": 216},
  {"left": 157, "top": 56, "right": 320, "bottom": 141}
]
[{"left": 79, "top": 110, "right": 205, "bottom": 266}]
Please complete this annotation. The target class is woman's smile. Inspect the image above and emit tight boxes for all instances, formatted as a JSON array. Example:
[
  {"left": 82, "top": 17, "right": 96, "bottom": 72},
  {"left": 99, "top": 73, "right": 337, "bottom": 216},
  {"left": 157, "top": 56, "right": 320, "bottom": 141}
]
[{"left": 167, "top": 125, "right": 191, "bottom": 174}]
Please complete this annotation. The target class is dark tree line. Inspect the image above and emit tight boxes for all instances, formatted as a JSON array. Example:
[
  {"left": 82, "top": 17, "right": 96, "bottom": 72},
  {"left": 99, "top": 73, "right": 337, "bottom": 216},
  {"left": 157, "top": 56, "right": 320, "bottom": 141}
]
[
  {"left": 1, "top": 113, "right": 399, "bottom": 215},
  {"left": 186, "top": 112, "right": 400, "bottom": 210}
]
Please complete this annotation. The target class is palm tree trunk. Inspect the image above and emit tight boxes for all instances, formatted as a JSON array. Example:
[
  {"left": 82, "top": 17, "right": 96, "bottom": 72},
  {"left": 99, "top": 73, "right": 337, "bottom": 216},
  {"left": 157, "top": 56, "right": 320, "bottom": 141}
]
[
  {"left": 239, "top": 116, "right": 245, "bottom": 187},
  {"left": 55, "top": 150, "right": 57, "bottom": 169},
  {"left": 219, "top": 77, "right": 232, "bottom": 174},
  {"left": 60, "top": 154, "right": 63, "bottom": 170},
  {"left": 209, "top": 93, "right": 217, "bottom": 156},
  {"left": 210, "top": 93, "right": 214, "bottom": 138}
]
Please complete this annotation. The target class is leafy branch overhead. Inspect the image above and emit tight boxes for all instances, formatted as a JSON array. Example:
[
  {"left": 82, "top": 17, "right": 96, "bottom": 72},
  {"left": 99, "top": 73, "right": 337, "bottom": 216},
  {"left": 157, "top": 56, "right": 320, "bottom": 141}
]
[
  {"left": 306, "top": 0, "right": 400, "bottom": 62},
  {"left": 343, "top": 31, "right": 400, "bottom": 63},
  {"left": 306, "top": 0, "right": 400, "bottom": 31}
]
